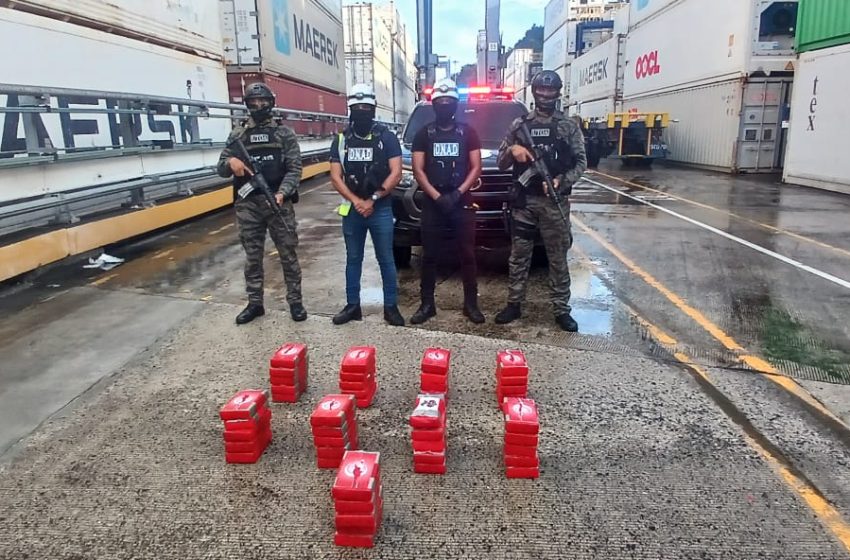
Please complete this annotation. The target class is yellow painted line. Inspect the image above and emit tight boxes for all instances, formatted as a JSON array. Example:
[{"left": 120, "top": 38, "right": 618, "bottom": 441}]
[
  {"left": 572, "top": 254, "right": 850, "bottom": 552},
  {"left": 151, "top": 249, "right": 174, "bottom": 260},
  {"left": 573, "top": 216, "right": 849, "bottom": 429},
  {"left": 208, "top": 223, "right": 235, "bottom": 236},
  {"left": 88, "top": 273, "right": 117, "bottom": 287},
  {"left": 268, "top": 250, "right": 279, "bottom": 257},
  {"left": 591, "top": 170, "right": 850, "bottom": 259}
]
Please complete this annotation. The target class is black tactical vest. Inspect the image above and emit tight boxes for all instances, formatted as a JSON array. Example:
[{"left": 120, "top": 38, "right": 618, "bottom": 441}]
[
  {"left": 513, "top": 116, "right": 572, "bottom": 196},
  {"left": 233, "top": 121, "right": 288, "bottom": 194},
  {"left": 341, "top": 124, "right": 391, "bottom": 199},
  {"left": 425, "top": 123, "right": 470, "bottom": 192}
]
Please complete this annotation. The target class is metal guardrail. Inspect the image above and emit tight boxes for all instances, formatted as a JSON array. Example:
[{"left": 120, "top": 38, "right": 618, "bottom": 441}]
[{"left": 0, "top": 84, "right": 402, "bottom": 241}]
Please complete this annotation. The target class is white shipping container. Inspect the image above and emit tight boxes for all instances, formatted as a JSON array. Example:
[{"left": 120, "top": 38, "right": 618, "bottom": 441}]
[
  {"left": 543, "top": 23, "right": 571, "bottom": 72},
  {"left": 0, "top": 8, "right": 231, "bottom": 203},
  {"left": 12, "top": 0, "right": 223, "bottom": 59},
  {"left": 344, "top": 56, "right": 393, "bottom": 118},
  {"left": 569, "top": 37, "right": 623, "bottom": 105},
  {"left": 612, "top": 6, "right": 630, "bottom": 36},
  {"left": 544, "top": 0, "right": 571, "bottom": 40},
  {"left": 344, "top": 4, "right": 393, "bottom": 75},
  {"left": 567, "top": 21, "right": 579, "bottom": 55},
  {"left": 624, "top": 0, "right": 798, "bottom": 99},
  {"left": 220, "top": 0, "right": 346, "bottom": 94},
  {"left": 623, "top": 0, "right": 750, "bottom": 98},
  {"left": 628, "top": 0, "right": 679, "bottom": 30},
  {"left": 570, "top": 97, "right": 617, "bottom": 120},
  {"left": 783, "top": 43, "right": 850, "bottom": 195}
]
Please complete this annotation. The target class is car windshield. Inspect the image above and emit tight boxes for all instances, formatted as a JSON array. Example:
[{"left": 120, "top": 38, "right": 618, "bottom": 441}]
[{"left": 402, "top": 102, "right": 528, "bottom": 149}]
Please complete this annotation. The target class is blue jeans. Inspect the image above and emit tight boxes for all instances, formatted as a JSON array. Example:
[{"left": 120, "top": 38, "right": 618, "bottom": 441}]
[{"left": 342, "top": 200, "right": 398, "bottom": 306}]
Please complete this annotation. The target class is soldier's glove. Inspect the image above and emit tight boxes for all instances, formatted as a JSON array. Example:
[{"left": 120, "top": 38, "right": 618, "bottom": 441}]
[{"left": 436, "top": 190, "right": 462, "bottom": 213}]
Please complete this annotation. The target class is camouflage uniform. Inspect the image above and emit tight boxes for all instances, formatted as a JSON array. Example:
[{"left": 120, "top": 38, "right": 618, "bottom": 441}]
[
  {"left": 497, "top": 109, "right": 587, "bottom": 316},
  {"left": 217, "top": 117, "right": 303, "bottom": 306}
]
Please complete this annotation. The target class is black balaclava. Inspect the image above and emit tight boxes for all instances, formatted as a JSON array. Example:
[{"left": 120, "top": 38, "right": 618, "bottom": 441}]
[
  {"left": 350, "top": 107, "right": 376, "bottom": 136},
  {"left": 533, "top": 88, "right": 559, "bottom": 116},
  {"left": 248, "top": 100, "right": 273, "bottom": 122},
  {"left": 433, "top": 99, "right": 458, "bottom": 127}
]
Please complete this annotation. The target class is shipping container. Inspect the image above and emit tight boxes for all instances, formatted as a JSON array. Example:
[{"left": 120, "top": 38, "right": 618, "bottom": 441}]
[
  {"left": 569, "top": 37, "right": 625, "bottom": 105},
  {"left": 612, "top": 5, "right": 630, "bottom": 35},
  {"left": 623, "top": 0, "right": 798, "bottom": 98},
  {"left": 623, "top": 77, "right": 792, "bottom": 172},
  {"left": 220, "top": 0, "right": 346, "bottom": 95},
  {"left": 796, "top": 0, "right": 850, "bottom": 52},
  {"left": 0, "top": 8, "right": 231, "bottom": 203},
  {"left": 783, "top": 43, "right": 850, "bottom": 194},
  {"left": 629, "top": 0, "right": 678, "bottom": 30},
  {"left": 570, "top": 97, "right": 618, "bottom": 120},
  {"left": 544, "top": 0, "right": 571, "bottom": 39},
  {"left": 9, "top": 0, "right": 223, "bottom": 59},
  {"left": 543, "top": 22, "right": 571, "bottom": 71}
]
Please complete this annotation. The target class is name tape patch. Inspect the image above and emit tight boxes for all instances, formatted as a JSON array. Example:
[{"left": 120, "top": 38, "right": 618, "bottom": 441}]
[
  {"left": 530, "top": 128, "right": 551, "bottom": 137},
  {"left": 347, "top": 147, "right": 374, "bottom": 162},
  {"left": 433, "top": 143, "right": 460, "bottom": 157},
  {"left": 249, "top": 133, "right": 270, "bottom": 143}
]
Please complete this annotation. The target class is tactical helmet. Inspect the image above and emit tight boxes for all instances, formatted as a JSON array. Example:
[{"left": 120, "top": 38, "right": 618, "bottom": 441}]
[
  {"left": 531, "top": 70, "right": 563, "bottom": 113},
  {"left": 244, "top": 82, "right": 275, "bottom": 103}
]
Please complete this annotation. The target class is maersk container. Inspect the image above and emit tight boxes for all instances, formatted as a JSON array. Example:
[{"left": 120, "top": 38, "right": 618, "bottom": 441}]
[
  {"left": 544, "top": 0, "right": 571, "bottom": 40},
  {"left": 568, "top": 36, "right": 624, "bottom": 106},
  {"left": 783, "top": 43, "right": 850, "bottom": 194},
  {"left": 796, "top": 0, "right": 850, "bottom": 52},
  {"left": 9, "top": 0, "right": 223, "bottom": 59},
  {"left": 569, "top": 97, "right": 618, "bottom": 120},
  {"left": 628, "top": 0, "right": 678, "bottom": 30},
  {"left": 0, "top": 8, "right": 231, "bottom": 203},
  {"left": 220, "top": 0, "right": 346, "bottom": 96}
]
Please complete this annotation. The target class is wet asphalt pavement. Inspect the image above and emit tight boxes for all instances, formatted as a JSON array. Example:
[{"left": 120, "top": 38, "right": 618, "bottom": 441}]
[{"left": 1, "top": 162, "right": 850, "bottom": 557}]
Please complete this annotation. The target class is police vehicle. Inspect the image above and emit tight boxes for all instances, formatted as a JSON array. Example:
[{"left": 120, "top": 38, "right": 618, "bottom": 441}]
[{"left": 391, "top": 86, "right": 529, "bottom": 267}]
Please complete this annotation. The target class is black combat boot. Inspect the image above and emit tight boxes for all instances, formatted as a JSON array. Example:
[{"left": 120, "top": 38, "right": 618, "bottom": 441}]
[
  {"left": 410, "top": 301, "right": 437, "bottom": 324},
  {"left": 332, "top": 303, "right": 362, "bottom": 325},
  {"left": 555, "top": 312, "right": 579, "bottom": 332},
  {"left": 384, "top": 305, "right": 405, "bottom": 326},
  {"left": 463, "top": 303, "right": 485, "bottom": 324},
  {"left": 236, "top": 303, "right": 265, "bottom": 325},
  {"left": 494, "top": 303, "right": 521, "bottom": 325},
  {"left": 290, "top": 302, "right": 307, "bottom": 322}
]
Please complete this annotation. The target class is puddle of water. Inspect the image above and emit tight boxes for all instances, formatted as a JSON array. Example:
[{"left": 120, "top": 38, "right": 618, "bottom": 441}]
[{"left": 566, "top": 261, "right": 614, "bottom": 335}]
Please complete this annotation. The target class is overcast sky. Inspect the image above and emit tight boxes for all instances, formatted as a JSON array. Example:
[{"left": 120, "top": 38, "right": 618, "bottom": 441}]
[{"left": 392, "top": 0, "right": 550, "bottom": 72}]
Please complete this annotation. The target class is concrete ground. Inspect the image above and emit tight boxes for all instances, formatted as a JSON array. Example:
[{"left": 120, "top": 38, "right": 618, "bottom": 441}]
[{"left": 1, "top": 162, "right": 850, "bottom": 558}]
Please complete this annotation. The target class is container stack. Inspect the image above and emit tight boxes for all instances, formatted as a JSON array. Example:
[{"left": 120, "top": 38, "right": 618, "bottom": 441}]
[
  {"left": 220, "top": 390, "right": 273, "bottom": 464},
  {"left": 310, "top": 394, "right": 359, "bottom": 468},
  {"left": 420, "top": 347, "right": 451, "bottom": 396},
  {"left": 496, "top": 349, "right": 529, "bottom": 407},
  {"left": 409, "top": 393, "right": 447, "bottom": 474},
  {"left": 269, "top": 342, "right": 308, "bottom": 403},
  {"left": 340, "top": 346, "right": 377, "bottom": 408},
  {"left": 503, "top": 397, "right": 539, "bottom": 479},
  {"left": 332, "top": 450, "right": 383, "bottom": 548}
]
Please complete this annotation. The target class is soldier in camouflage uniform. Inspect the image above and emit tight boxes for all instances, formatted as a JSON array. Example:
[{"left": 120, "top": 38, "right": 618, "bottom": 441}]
[
  {"left": 217, "top": 82, "right": 306, "bottom": 325},
  {"left": 494, "top": 70, "right": 587, "bottom": 332}
]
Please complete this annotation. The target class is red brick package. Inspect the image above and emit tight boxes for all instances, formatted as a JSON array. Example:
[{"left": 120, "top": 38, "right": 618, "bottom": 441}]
[
  {"left": 311, "top": 394, "right": 359, "bottom": 468},
  {"left": 503, "top": 397, "right": 539, "bottom": 478},
  {"left": 496, "top": 349, "right": 529, "bottom": 407},
  {"left": 220, "top": 390, "right": 272, "bottom": 464},
  {"left": 339, "top": 346, "right": 377, "bottom": 408},
  {"left": 410, "top": 393, "right": 447, "bottom": 474},
  {"left": 269, "top": 342, "right": 308, "bottom": 403},
  {"left": 333, "top": 451, "right": 383, "bottom": 547},
  {"left": 420, "top": 347, "right": 451, "bottom": 394}
]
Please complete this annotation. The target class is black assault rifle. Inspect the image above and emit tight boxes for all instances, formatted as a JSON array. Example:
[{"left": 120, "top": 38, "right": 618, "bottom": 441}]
[
  {"left": 228, "top": 138, "right": 294, "bottom": 235},
  {"left": 515, "top": 122, "right": 570, "bottom": 227}
]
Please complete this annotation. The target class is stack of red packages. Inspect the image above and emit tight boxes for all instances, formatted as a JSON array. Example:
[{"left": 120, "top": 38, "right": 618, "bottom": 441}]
[
  {"left": 339, "top": 346, "right": 377, "bottom": 408},
  {"left": 220, "top": 390, "right": 272, "bottom": 464},
  {"left": 269, "top": 342, "right": 308, "bottom": 403},
  {"left": 420, "top": 347, "right": 450, "bottom": 395},
  {"left": 503, "top": 397, "right": 539, "bottom": 479},
  {"left": 496, "top": 349, "right": 529, "bottom": 407},
  {"left": 310, "top": 394, "right": 359, "bottom": 468},
  {"left": 409, "top": 393, "right": 447, "bottom": 474},
  {"left": 332, "top": 450, "right": 383, "bottom": 548}
]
